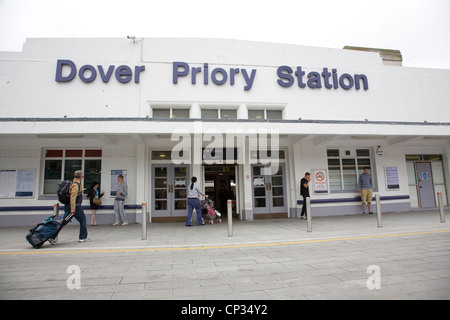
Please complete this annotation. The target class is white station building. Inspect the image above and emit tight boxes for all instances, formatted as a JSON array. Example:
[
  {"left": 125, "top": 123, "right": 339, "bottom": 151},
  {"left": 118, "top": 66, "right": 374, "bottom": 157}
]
[{"left": 0, "top": 38, "right": 449, "bottom": 226}]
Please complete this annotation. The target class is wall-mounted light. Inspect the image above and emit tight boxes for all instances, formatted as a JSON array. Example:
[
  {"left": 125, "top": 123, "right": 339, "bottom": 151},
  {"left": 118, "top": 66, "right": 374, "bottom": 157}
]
[
  {"left": 376, "top": 145, "right": 383, "bottom": 155},
  {"left": 127, "top": 36, "right": 141, "bottom": 44}
]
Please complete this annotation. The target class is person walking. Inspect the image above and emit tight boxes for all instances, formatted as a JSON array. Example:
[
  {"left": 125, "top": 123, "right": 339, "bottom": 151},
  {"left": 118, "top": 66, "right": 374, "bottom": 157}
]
[
  {"left": 186, "top": 176, "right": 208, "bottom": 226},
  {"left": 88, "top": 181, "right": 104, "bottom": 226},
  {"left": 359, "top": 167, "right": 374, "bottom": 214},
  {"left": 49, "top": 170, "right": 89, "bottom": 244},
  {"left": 300, "top": 172, "right": 311, "bottom": 220},
  {"left": 113, "top": 174, "right": 129, "bottom": 225}
]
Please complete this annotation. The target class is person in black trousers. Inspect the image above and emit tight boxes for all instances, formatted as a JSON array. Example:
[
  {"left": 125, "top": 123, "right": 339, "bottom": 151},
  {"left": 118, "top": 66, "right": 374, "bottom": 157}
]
[{"left": 300, "top": 172, "right": 311, "bottom": 219}]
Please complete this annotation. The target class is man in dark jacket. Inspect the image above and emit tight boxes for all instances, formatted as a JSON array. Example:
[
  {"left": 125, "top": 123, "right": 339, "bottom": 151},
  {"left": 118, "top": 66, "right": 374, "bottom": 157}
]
[{"left": 300, "top": 172, "right": 311, "bottom": 219}]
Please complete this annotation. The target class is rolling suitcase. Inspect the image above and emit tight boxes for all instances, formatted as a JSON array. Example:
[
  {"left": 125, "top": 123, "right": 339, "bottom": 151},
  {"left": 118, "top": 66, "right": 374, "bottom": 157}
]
[{"left": 25, "top": 212, "right": 73, "bottom": 249}]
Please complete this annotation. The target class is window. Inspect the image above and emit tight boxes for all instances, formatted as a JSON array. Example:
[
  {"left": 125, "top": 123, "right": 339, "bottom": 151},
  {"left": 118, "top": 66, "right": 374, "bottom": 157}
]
[
  {"left": 151, "top": 150, "right": 190, "bottom": 162},
  {"left": 266, "top": 110, "right": 282, "bottom": 120},
  {"left": 248, "top": 110, "right": 264, "bottom": 119},
  {"left": 153, "top": 109, "right": 170, "bottom": 118},
  {"left": 43, "top": 149, "right": 102, "bottom": 195},
  {"left": 251, "top": 150, "right": 286, "bottom": 162},
  {"left": 220, "top": 109, "right": 237, "bottom": 119},
  {"left": 152, "top": 107, "right": 190, "bottom": 118},
  {"left": 201, "top": 108, "right": 237, "bottom": 119},
  {"left": 248, "top": 109, "right": 283, "bottom": 120},
  {"left": 327, "top": 148, "right": 372, "bottom": 192},
  {"left": 201, "top": 109, "right": 218, "bottom": 119}
]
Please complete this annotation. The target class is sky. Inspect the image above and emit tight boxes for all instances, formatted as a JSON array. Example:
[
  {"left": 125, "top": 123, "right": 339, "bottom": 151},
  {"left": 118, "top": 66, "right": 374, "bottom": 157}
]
[{"left": 0, "top": 0, "right": 449, "bottom": 69}]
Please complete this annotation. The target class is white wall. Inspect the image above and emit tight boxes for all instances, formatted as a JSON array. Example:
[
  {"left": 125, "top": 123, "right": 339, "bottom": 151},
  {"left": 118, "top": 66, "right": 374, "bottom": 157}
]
[
  {"left": 1, "top": 38, "right": 449, "bottom": 123},
  {"left": 1, "top": 38, "right": 449, "bottom": 224}
]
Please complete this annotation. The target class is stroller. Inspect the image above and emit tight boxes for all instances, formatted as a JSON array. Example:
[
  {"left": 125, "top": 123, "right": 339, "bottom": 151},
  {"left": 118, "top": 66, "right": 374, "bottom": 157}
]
[{"left": 201, "top": 198, "right": 222, "bottom": 224}]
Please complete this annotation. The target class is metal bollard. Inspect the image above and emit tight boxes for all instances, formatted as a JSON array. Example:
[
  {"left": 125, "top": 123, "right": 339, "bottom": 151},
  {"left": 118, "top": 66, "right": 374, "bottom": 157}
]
[
  {"left": 375, "top": 194, "right": 383, "bottom": 228},
  {"left": 306, "top": 197, "right": 312, "bottom": 232},
  {"left": 227, "top": 199, "right": 233, "bottom": 237},
  {"left": 141, "top": 202, "right": 147, "bottom": 240},
  {"left": 437, "top": 193, "right": 446, "bottom": 223},
  {"left": 53, "top": 203, "right": 60, "bottom": 216}
]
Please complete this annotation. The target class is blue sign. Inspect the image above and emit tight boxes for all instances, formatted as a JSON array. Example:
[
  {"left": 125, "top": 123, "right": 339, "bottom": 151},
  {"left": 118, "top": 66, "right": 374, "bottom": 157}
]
[
  {"left": 277, "top": 66, "right": 369, "bottom": 90},
  {"left": 55, "top": 59, "right": 369, "bottom": 91},
  {"left": 173, "top": 61, "right": 257, "bottom": 91},
  {"left": 55, "top": 60, "right": 145, "bottom": 83}
]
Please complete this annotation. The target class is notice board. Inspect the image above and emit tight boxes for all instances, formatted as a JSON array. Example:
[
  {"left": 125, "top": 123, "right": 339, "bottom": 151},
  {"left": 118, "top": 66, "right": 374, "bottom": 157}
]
[
  {"left": 0, "top": 169, "right": 35, "bottom": 198},
  {"left": 110, "top": 169, "right": 128, "bottom": 197},
  {"left": 385, "top": 165, "right": 400, "bottom": 190}
]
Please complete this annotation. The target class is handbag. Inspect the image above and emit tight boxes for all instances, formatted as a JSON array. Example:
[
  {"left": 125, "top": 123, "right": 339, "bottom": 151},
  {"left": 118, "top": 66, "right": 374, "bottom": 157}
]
[{"left": 93, "top": 197, "right": 102, "bottom": 206}]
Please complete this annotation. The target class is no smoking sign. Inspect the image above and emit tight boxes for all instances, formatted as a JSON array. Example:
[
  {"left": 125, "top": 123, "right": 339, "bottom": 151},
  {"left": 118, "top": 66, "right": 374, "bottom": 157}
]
[
  {"left": 312, "top": 169, "right": 329, "bottom": 194},
  {"left": 315, "top": 171, "right": 325, "bottom": 181}
]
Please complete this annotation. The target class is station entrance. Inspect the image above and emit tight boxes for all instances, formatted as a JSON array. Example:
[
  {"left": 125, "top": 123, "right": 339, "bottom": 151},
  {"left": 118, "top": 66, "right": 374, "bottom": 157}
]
[{"left": 204, "top": 165, "right": 237, "bottom": 218}]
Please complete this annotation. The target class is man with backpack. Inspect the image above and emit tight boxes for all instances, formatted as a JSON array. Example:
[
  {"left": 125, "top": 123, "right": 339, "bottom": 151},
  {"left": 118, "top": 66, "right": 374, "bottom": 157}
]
[{"left": 50, "top": 170, "right": 89, "bottom": 244}]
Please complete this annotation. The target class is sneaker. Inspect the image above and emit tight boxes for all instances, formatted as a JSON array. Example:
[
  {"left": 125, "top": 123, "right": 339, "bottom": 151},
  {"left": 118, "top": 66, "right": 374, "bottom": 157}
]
[
  {"left": 121, "top": 222, "right": 129, "bottom": 226},
  {"left": 48, "top": 237, "right": 58, "bottom": 245},
  {"left": 112, "top": 222, "right": 120, "bottom": 226},
  {"left": 79, "top": 238, "right": 91, "bottom": 243},
  {"left": 369, "top": 212, "right": 374, "bottom": 215}
]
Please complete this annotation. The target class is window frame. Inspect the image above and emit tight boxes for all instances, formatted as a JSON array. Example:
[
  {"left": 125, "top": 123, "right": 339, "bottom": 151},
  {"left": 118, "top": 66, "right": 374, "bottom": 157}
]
[
  {"left": 248, "top": 108, "right": 283, "bottom": 120},
  {"left": 326, "top": 148, "right": 374, "bottom": 193},
  {"left": 152, "top": 107, "right": 191, "bottom": 119},
  {"left": 42, "top": 148, "right": 102, "bottom": 196},
  {"left": 200, "top": 107, "right": 237, "bottom": 120}
]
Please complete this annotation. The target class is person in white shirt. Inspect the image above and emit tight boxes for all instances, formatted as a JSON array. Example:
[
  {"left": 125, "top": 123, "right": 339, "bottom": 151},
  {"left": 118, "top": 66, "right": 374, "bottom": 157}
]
[{"left": 186, "top": 176, "right": 208, "bottom": 226}]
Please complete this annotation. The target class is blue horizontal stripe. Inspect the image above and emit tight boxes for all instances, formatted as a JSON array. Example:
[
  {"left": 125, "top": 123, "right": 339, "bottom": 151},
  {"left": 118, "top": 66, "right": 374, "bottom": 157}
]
[
  {"left": 0, "top": 204, "right": 142, "bottom": 212},
  {"left": 297, "top": 195, "right": 410, "bottom": 205}
]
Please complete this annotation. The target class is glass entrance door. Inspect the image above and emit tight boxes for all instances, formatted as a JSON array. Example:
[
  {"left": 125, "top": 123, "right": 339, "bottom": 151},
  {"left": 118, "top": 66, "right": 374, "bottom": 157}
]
[
  {"left": 252, "top": 164, "right": 287, "bottom": 214},
  {"left": 152, "top": 165, "right": 188, "bottom": 217}
]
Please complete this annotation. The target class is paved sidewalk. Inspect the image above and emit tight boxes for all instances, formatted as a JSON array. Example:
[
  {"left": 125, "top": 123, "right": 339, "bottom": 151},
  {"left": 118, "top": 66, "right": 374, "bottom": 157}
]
[{"left": 0, "top": 210, "right": 449, "bottom": 300}]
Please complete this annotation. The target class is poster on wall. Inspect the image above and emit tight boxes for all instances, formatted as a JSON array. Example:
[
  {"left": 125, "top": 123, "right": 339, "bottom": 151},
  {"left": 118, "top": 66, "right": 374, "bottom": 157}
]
[
  {"left": 385, "top": 165, "right": 400, "bottom": 190},
  {"left": 0, "top": 169, "right": 35, "bottom": 198},
  {"left": 312, "top": 169, "right": 329, "bottom": 194},
  {"left": 110, "top": 169, "right": 128, "bottom": 197}
]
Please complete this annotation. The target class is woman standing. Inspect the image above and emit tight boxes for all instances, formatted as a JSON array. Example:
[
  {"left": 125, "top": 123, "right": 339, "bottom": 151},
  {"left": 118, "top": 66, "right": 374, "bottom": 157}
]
[
  {"left": 186, "top": 177, "right": 208, "bottom": 226},
  {"left": 88, "top": 181, "right": 104, "bottom": 226}
]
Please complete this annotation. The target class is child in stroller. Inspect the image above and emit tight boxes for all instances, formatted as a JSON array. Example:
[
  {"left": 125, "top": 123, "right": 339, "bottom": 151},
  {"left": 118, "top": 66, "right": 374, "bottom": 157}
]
[{"left": 201, "top": 198, "right": 222, "bottom": 224}]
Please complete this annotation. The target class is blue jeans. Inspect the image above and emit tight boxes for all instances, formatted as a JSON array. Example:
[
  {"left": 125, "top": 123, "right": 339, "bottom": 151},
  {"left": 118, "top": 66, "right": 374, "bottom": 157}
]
[
  {"left": 63, "top": 204, "right": 88, "bottom": 240},
  {"left": 187, "top": 198, "right": 203, "bottom": 226}
]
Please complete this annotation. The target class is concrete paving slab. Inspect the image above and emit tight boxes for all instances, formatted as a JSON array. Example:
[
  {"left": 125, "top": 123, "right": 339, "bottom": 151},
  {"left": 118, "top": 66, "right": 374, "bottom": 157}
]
[{"left": 0, "top": 209, "right": 449, "bottom": 301}]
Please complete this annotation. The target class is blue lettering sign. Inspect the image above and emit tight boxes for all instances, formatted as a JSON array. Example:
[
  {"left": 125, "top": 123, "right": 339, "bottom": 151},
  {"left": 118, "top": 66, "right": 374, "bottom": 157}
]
[
  {"left": 276, "top": 65, "right": 294, "bottom": 87},
  {"left": 79, "top": 65, "right": 97, "bottom": 83},
  {"left": 276, "top": 66, "right": 369, "bottom": 90},
  {"left": 55, "top": 60, "right": 145, "bottom": 83},
  {"left": 55, "top": 59, "right": 369, "bottom": 91},
  {"left": 172, "top": 61, "right": 257, "bottom": 91},
  {"left": 55, "top": 59, "right": 77, "bottom": 82}
]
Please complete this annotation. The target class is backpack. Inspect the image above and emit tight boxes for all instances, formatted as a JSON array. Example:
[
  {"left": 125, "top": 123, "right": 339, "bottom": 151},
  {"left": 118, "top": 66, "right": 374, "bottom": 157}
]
[{"left": 56, "top": 180, "right": 79, "bottom": 204}]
